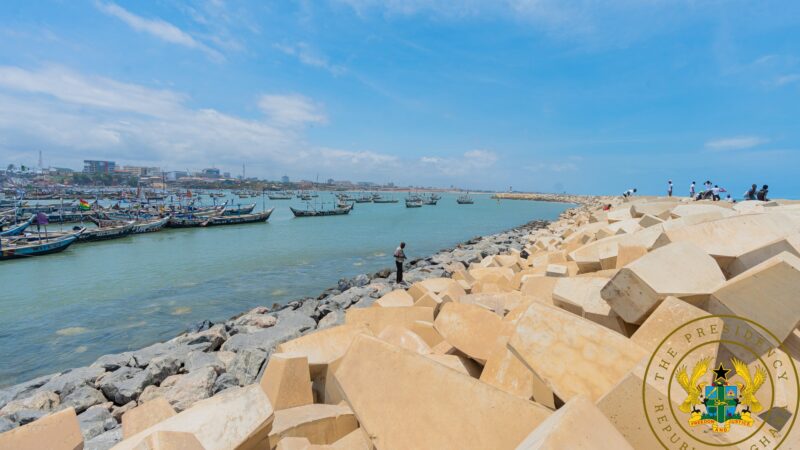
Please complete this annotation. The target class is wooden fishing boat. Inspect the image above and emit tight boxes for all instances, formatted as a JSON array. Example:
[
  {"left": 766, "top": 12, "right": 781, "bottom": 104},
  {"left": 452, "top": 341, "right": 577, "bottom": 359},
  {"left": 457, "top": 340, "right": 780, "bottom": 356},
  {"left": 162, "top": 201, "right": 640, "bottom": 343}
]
[
  {"left": 77, "top": 222, "right": 135, "bottom": 242},
  {"left": 267, "top": 192, "right": 292, "bottom": 200},
  {"left": 0, "top": 216, "right": 34, "bottom": 237},
  {"left": 206, "top": 209, "right": 274, "bottom": 226},
  {"left": 167, "top": 215, "right": 210, "bottom": 228},
  {"left": 405, "top": 199, "right": 422, "bottom": 208},
  {"left": 131, "top": 216, "right": 170, "bottom": 233},
  {"left": 0, "top": 230, "right": 83, "bottom": 260},
  {"left": 290, "top": 205, "right": 352, "bottom": 217},
  {"left": 456, "top": 193, "right": 474, "bottom": 204},
  {"left": 223, "top": 203, "right": 256, "bottom": 216},
  {"left": 422, "top": 197, "right": 438, "bottom": 205},
  {"left": 373, "top": 197, "right": 399, "bottom": 203}
]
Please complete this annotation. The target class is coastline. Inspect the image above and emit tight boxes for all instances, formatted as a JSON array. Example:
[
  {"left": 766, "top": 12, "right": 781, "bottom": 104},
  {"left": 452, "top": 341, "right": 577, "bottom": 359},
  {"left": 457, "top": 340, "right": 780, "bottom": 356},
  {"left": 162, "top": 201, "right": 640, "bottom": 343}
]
[{"left": 0, "top": 193, "right": 595, "bottom": 448}]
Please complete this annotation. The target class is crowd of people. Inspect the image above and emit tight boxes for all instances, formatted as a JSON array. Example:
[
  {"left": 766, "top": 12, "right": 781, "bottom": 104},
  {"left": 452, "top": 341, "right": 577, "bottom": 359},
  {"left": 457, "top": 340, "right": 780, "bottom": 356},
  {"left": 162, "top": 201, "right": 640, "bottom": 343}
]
[{"left": 621, "top": 180, "right": 770, "bottom": 202}]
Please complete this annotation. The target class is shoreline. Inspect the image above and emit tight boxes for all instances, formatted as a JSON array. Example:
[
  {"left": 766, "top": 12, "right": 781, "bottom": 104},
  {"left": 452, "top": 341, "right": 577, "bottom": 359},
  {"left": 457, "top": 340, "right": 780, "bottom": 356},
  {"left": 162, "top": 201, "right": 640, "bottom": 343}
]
[{"left": 0, "top": 193, "right": 595, "bottom": 448}]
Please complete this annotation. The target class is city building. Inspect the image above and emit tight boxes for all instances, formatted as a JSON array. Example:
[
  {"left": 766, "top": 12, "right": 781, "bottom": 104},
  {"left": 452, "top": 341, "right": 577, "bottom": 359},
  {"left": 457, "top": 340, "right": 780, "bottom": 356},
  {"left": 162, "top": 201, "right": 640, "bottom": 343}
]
[
  {"left": 281, "top": 175, "right": 290, "bottom": 183},
  {"left": 165, "top": 171, "right": 189, "bottom": 181},
  {"left": 83, "top": 160, "right": 116, "bottom": 174},
  {"left": 201, "top": 168, "right": 221, "bottom": 178},
  {"left": 117, "top": 166, "right": 161, "bottom": 177}
]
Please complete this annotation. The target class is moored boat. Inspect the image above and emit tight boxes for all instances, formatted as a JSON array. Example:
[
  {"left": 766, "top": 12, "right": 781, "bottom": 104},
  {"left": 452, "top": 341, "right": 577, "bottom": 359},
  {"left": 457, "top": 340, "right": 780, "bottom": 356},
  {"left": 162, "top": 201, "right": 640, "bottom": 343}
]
[
  {"left": 206, "top": 209, "right": 274, "bottom": 226},
  {"left": 0, "top": 230, "right": 83, "bottom": 260},
  {"left": 77, "top": 222, "right": 135, "bottom": 242},
  {"left": 0, "top": 216, "right": 34, "bottom": 237},
  {"left": 456, "top": 193, "right": 474, "bottom": 204},
  {"left": 167, "top": 216, "right": 210, "bottom": 228},
  {"left": 290, "top": 205, "right": 352, "bottom": 217},
  {"left": 223, "top": 203, "right": 256, "bottom": 216}
]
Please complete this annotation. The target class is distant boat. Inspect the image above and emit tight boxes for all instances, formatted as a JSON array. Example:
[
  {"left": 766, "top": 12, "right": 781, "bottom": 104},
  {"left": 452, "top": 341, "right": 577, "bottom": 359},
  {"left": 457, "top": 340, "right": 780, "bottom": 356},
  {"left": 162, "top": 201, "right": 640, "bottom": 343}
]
[
  {"left": 267, "top": 192, "right": 292, "bottom": 200},
  {"left": 290, "top": 204, "right": 352, "bottom": 217},
  {"left": 0, "top": 216, "right": 34, "bottom": 237},
  {"left": 167, "top": 216, "right": 210, "bottom": 228},
  {"left": 373, "top": 196, "right": 399, "bottom": 203},
  {"left": 0, "top": 230, "right": 83, "bottom": 260},
  {"left": 405, "top": 198, "right": 423, "bottom": 208},
  {"left": 77, "top": 222, "right": 135, "bottom": 242},
  {"left": 457, "top": 193, "right": 474, "bottom": 204},
  {"left": 355, "top": 194, "right": 373, "bottom": 203},
  {"left": 131, "top": 216, "right": 170, "bottom": 234},
  {"left": 206, "top": 209, "right": 274, "bottom": 226},
  {"left": 223, "top": 203, "right": 256, "bottom": 216}
]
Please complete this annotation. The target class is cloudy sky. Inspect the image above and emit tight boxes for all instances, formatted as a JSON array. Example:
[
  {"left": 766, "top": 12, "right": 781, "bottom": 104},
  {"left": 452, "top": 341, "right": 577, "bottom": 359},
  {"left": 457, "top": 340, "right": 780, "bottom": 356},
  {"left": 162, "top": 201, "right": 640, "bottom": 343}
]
[{"left": 0, "top": 1, "right": 798, "bottom": 195}]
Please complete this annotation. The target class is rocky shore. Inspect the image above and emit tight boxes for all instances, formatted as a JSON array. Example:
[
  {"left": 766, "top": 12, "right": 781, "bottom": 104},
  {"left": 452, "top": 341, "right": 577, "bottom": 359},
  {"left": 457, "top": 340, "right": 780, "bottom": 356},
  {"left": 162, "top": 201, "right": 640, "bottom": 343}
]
[{"left": 0, "top": 194, "right": 590, "bottom": 449}]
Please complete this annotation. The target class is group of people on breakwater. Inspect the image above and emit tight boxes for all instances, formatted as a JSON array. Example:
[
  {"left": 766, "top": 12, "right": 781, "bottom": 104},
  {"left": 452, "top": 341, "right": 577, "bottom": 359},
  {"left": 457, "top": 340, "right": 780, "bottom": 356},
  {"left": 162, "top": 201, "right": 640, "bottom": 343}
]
[{"left": 622, "top": 179, "right": 771, "bottom": 203}]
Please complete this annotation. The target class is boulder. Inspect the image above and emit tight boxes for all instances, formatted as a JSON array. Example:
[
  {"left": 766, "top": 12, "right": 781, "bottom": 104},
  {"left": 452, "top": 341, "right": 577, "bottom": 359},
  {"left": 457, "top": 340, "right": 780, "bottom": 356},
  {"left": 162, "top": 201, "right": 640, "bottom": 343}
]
[
  {"left": 211, "top": 373, "right": 238, "bottom": 395},
  {"left": 514, "top": 395, "right": 633, "bottom": 449},
  {"left": 144, "top": 355, "right": 182, "bottom": 386},
  {"left": 122, "top": 398, "right": 176, "bottom": 439},
  {"left": 345, "top": 306, "right": 433, "bottom": 335},
  {"left": 316, "top": 309, "right": 344, "bottom": 329},
  {"left": 267, "top": 404, "right": 357, "bottom": 449},
  {"left": 62, "top": 385, "right": 107, "bottom": 414},
  {"left": 173, "top": 325, "right": 228, "bottom": 352},
  {"left": 41, "top": 366, "right": 107, "bottom": 394},
  {"left": 92, "top": 353, "right": 135, "bottom": 372},
  {"left": 0, "top": 407, "right": 83, "bottom": 450},
  {"left": 275, "top": 324, "right": 372, "bottom": 378},
  {"left": 601, "top": 241, "right": 725, "bottom": 324},
  {"left": 142, "top": 367, "right": 217, "bottom": 412},
  {"left": 0, "top": 390, "right": 60, "bottom": 416},
  {"left": 84, "top": 427, "right": 122, "bottom": 450},
  {"left": 184, "top": 351, "right": 225, "bottom": 374},
  {"left": 377, "top": 325, "right": 432, "bottom": 355},
  {"left": 111, "top": 385, "right": 275, "bottom": 450},
  {"left": 333, "top": 335, "right": 552, "bottom": 449},
  {"left": 97, "top": 367, "right": 149, "bottom": 406},
  {"left": 227, "top": 348, "right": 267, "bottom": 385},
  {"left": 259, "top": 353, "right": 314, "bottom": 411},
  {"left": 221, "top": 313, "right": 312, "bottom": 353},
  {"left": 78, "top": 404, "right": 118, "bottom": 441},
  {"left": 434, "top": 302, "right": 507, "bottom": 362},
  {"left": 0, "top": 373, "right": 55, "bottom": 410},
  {"left": 508, "top": 302, "right": 647, "bottom": 402}
]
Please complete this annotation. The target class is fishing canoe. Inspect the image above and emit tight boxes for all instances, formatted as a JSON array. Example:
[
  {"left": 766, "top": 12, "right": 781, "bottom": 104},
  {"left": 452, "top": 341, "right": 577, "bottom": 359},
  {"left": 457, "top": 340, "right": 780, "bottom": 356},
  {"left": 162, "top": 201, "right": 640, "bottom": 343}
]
[
  {"left": 0, "top": 216, "right": 34, "bottom": 237},
  {"left": 223, "top": 203, "right": 256, "bottom": 216},
  {"left": 206, "top": 209, "right": 274, "bottom": 226},
  {"left": 77, "top": 222, "right": 135, "bottom": 242},
  {"left": 290, "top": 205, "right": 352, "bottom": 217},
  {"left": 0, "top": 230, "right": 82, "bottom": 260},
  {"left": 167, "top": 216, "right": 210, "bottom": 228}
]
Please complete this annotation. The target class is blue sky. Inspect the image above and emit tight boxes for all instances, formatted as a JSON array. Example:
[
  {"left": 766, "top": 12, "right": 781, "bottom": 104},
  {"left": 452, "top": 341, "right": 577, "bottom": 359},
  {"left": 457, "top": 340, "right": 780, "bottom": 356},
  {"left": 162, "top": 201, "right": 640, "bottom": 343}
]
[{"left": 0, "top": 1, "right": 798, "bottom": 195}]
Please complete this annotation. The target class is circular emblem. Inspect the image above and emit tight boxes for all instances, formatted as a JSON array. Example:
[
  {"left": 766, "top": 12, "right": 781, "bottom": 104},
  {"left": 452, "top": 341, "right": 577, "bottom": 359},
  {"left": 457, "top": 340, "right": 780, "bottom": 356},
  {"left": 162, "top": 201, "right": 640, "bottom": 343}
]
[{"left": 643, "top": 315, "right": 799, "bottom": 449}]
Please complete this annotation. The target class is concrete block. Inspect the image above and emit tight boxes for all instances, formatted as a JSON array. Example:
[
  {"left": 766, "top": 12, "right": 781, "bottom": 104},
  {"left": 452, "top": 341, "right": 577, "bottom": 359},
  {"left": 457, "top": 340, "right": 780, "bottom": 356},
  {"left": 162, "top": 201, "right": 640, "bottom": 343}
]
[
  {"left": 544, "top": 264, "right": 568, "bottom": 277},
  {"left": 373, "top": 290, "right": 414, "bottom": 308},
  {"left": 552, "top": 277, "right": 628, "bottom": 335},
  {"left": 0, "top": 407, "right": 82, "bottom": 450},
  {"left": 412, "top": 292, "right": 450, "bottom": 315},
  {"left": 260, "top": 353, "right": 314, "bottom": 411},
  {"left": 345, "top": 307, "right": 433, "bottom": 335},
  {"left": 724, "top": 233, "right": 800, "bottom": 279},
  {"left": 131, "top": 431, "right": 205, "bottom": 450},
  {"left": 122, "top": 397, "right": 176, "bottom": 439},
  {"left": 425, "top": 354, "right": 483, "bottom": 378},
  {"left": 434, "top": 302, "right": 508, "bottom": 362},
  {"left": 631, "top": 296, "right": 721, "bottom": 356},
  {"left": 276, "top": 437, "right": 310, "bottom": 450},
  {"left": 333, "top": 335, "right": 552, "bottom": 449},
  {"left": 376, "top": 325, "right": 432, "bottom": 354},
  {"left": 409, "top": 320, "right": 443, "bottom": 347},
  {"left": 637, "top": 214, "right": 664, "bottom": 228},
  {"left": 614, "top": 245, "right": 647, "bottom": 269},
  {"left": 267, "top": 404, "right": 357, "bottom": 450},
  {"left": 276, "top": 324, "right": 372, "bottom": 378}
]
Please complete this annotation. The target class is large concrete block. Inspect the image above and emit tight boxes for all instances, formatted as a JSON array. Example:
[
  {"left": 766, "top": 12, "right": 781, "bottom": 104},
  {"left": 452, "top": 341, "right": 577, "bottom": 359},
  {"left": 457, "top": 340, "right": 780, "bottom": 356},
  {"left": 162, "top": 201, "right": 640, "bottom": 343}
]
[
  {"left": 345, "top": 307, "right": 433, "bottom": 335},
  {"left": 409, "top": 320, "right": 443, "bottom": 347},
  {"left": 459, "top": 292, "right": 534, "bottom": 317},
  {"left": 408, "top": 277, "right": 466, "bottom": 301},
  {"left": 708, "top": 252, "right": 800, "bottom": 344},
  {"left": 569, "top": 226, "right": 664, "bottom": 274},
  {"left": 724, "top": 233, "right": 800, "bottom": 279},
  {"left": 122, "top": 397, "right": 176, "bottom": 439},
  {"left": 515, "top": 395, "right": 633, "bottom": 449},
  {"left": 434, "top": 302, "right": 508, "bottom": 362},
  {"left": 0, "top": 407, "right": 82, "bottom": 450},
  {"left": 260, "top": 353, "right": 314, "bottom": 411},
  {"left": 425, "top": 354, "right": 483, "bottom": 378},
  {"left": 631, "top": 296, "right": 721, "bottom": 356},
  {"left": 614, "top": 245, "right": 647, "bottom": 269},
  {"left": 267, "top": 404, "right": 357, "bottom": 449},
  {"left": 112, "top": 384, "right": 275, "bottom": 450},
  {"left": 373, "top": 290, "right": 414, "bottom": 308},
  {"left": 669, "top": 203, "right": 735, "bottom": 219},
  {"left": 601, "top": 241, "right": 725, "bottom": 324},
  {"left": 552, "top": 277, "right": 628, "bottom": 335},
  {"left": 276, "top": 324, "right": 372, "bottom": 378},
  {"left": 333, "top": 335, "right": 551, "bottom": 449},
  {"left": 376, "top": 325, "right": 432, "bottom": 355},
  {"left": 131, "top": 431, "right": 205, "bottom": 450},
  {"left": 480, "top": 342, "right": 536, "bottom": 401},
  {"left": 508, "top": 302, "right": 647, "bottom": 402},
  {"left": 412, "top": 292, "right": 450, "bottom": 315},
  {"left": 326, "top": 427, "right": 371, "bottom": 449},
  {"left": 519, "top": 276, "right": 558, "bottom": 305}
]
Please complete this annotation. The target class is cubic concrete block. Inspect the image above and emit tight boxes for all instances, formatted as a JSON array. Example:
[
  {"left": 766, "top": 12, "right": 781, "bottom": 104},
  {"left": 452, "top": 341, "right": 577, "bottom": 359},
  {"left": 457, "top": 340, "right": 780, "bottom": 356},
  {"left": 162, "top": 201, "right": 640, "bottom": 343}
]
[
  {"left": 569, "top": 226, "right": 663, "bottom": 274},
  {"left": 0, "top": 407, "right": 83, "bottom": 450},
  {"left": 460, "top": 292, "right": 534, "bottom": 316},
  {"left": 724, "top": 233, "right": 800, "bottom": 279},
  {"left": 267, "top": 404, "right": 357, "bottom": 449},
  {"left": 122, "top": 397, "right": 177, "bottom": 439},
  {"left": 434, "top": 302, "right": 508, "bottom": 362},
  {"left": 408, "top": 277, "right": 466, "bottom": 301},
  {"left": 614, "top": 245, "right": 647, "bottom": 269},
  {"left": 544, "top": 264, "right": 568, "bottom": 277},
  {"left": 345, "top": 307, "right": 433, "bottom": 335},
  {"left": 260, "top": 353, "right": 314, "bottom": 411},
  {"left": 552, "top": 277, "right": 628, "bottom": 335},
  {"left": 637, "top": 214, "right": 664, "bottom": 228},
  {"left": 276, "top": 324, "right": 372, "bottom": 378},
  {"left": 708, "top": 252, "right": 800, "bottom": 344},
  {"left": 376, "top": 325, "right": 432, "bottom": 355},
  {"left": 412, "top": 292, "right": 450, "bottom": 315},
  {"left": 469, "top": 267, "right": 515, "bottom": 283},
  {"left": 508, "top": 302, "right": 647, "bottom": 402},
  {"left": 480, "top": 343, "right": 535, "bottom": 401},
  {"left": 409, "top": 320, "right": 443, "bottom": 347},
  {"left": 276, "top": 437, "right": 311, "bottom": 450},
  {"left": 631, "top": 296, "right": 721, "bottom": 355},
  {"left": 326, "top": 427, "right": 371, "bottom": 449},
  {"left": 425, "top": 354, "right": 483, "bottom": 378},
  {"left": 112, "top": 384, "right": 275, "bottom": 450},
  {"left": 669, "top": 203, "right": 735, "bottom": 219},
  {"left": 601, "top": 241, "right": 726, "bottom": 324},
  {"left": 519, "top": 276, "right": 558, "bottom": 305},
  {"left": 333, "top": 335, "right": 552, "bottom": 449},
  {"left": 373, "top": 290, "right": 414, "bottom": 308},
  {"left": 131, "top": 431, "right": 205, "bottom": 450},
  {"left": 514, "top": 395, "right": 633, "bottom": 449}
]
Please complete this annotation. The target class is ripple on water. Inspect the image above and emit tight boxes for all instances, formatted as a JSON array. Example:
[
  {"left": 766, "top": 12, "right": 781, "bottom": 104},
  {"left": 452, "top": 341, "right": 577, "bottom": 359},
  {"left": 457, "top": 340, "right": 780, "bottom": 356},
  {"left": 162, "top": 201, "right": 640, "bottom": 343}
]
[
  {"left": 373, "top": 252, "right": 386, "bottom": 257},
  {"left": 75, "top": 346, "right": 88, "bottom": 353},
  {"left": 353, "top": 261, "right": 364, "bottom": 266},
  {"left": 56, "top": 327, "right": 89, "bottom": 336},
  {"left": 171, "top": 307, "right": 192, "bottom": 315},
  {"left": 271, "top": 289, "right": 287, "bottom": 296}
]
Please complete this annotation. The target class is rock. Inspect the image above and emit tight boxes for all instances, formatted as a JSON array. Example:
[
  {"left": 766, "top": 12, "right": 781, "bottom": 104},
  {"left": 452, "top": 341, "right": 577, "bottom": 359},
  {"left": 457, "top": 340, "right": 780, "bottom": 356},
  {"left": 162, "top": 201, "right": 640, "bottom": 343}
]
[
  {"left": 317, "top": 309, "right": 344, "bottom": 329},
  {"left": 221, "top": 314, "right": 311, "bottom": 353},
  {"left": 345, "top": 306, "right": 434, "bottom": 335},
  {"left": 337, "top": 279, "right": 351, "bottom": 291},
  {"left": 84, "top": 427, "right": 122, "bottom": 450},
  {"left": 7, "top": 409, "right": 47, "bottom": 425},
  {"left": 259, "top": 353, "right": 314, "bottom": 411},
  {"left": 0, "top": 407, "right": 83, "bottom": 450},
  {"left": 92, "top": 353, "right": 134, "bottom": 372},
  {"left": 508, "top": 302, "right": 647, "bottom": 402},
  {"left": 0, "top": 416, "right": 15, "bottom": 433},
  {"left": 275, "top": 324, "right": 373, "bottom": 378},
  {"left": 138, "top": 367, "right": 217, "bottom": 412},
  {"left": 62, "top": 385, "right": 107, "bottom": 414},
  {"left": 110, "top": 401, "right": 136, "bottom": 422},
  {"left": 211, "top": 373, "right": 239, "bottom": 395},
  {"left": 352, "top": 274, "right": 370, "bottom": 287},
  {"left": 0, "top": 390, "right": 60, "bottom": 416},
  {"left": 268, "top": 404, "right": 358, "bottom": 449},
  {"left": 174, "top": 325, "right": 228, "bottom": 351},
  {"left": 227, "top": 348, "right": 267, "bottom": 385},
  {"left": 187, "top": 319, "right": 214, "bottom": 333},
  {"left": 184, "top": 351, "right": 225, "bottom": 374},
  {"left": 143, "top": 355, "right": 182, "bottom": 386},
  {"left": 334, "top": 334, "right": 551, "bottom": 449},
  {"left": 41, "top": 366, "right": 107, "bottom": 395},
  {"left": 111, "top": 385, "right": 275, "bottom": 450},
  {"left": 295, "top": 298, "right": 319, "bottom": 318},
  {"left": 97, "top": 367, "right": 149, "bottom": 406},
  {"left": 350, "top": 295, "right": 376, "bottom": 308},
  {"left": 131, "top": 342, "right": 204, "bottom": 369},
  {"left": 0, "top": 373, "right": 56, "bottom": 410},
  {"left": 78, "top": 404, "right": 118, "bottom": 441},
  {"left": 122, "top": 397, "right": 176, "bottom": 439},
  {"left": 327, "top": 286, "right": 372, "bottom": 309}
]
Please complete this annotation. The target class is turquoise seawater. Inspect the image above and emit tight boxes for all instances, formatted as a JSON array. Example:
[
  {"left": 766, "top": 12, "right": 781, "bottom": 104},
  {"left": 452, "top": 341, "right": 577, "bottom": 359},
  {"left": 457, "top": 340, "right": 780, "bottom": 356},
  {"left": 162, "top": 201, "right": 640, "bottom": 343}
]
[{"left": 0, "top": 192, "right": 571, "bottom": 386}]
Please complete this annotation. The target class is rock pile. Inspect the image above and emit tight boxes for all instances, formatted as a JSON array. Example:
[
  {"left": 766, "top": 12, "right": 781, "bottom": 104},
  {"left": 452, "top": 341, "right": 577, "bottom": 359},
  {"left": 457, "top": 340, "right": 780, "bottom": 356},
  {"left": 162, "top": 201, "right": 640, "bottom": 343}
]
[{"left": 4, "top": 195, "right": 800, "bottom": 449}]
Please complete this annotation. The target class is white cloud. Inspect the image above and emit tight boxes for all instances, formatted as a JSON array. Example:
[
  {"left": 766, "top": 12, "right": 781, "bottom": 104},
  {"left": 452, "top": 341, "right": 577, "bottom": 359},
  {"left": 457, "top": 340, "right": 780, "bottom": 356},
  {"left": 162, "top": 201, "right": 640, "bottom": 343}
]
[
  {"left": 705, "top": 136, "right": 769, "bottom": 151},
  {"left": 274, "top": 43, "right": 346, "bottom": 75},
  {"left": 96, "top": 2, "right": 224, "bottom": 61},
  {"left": 775, "top": 74, "right": 800, "bottom": 86},
  {"left": 258, "top": 94, "right": 327, "bottom": 127},
  {"left": 525, "top": 161, "right": 579, "bottom": 173},
  {"left": 418, "top": 149, "right": 498, "bottom": 177}
]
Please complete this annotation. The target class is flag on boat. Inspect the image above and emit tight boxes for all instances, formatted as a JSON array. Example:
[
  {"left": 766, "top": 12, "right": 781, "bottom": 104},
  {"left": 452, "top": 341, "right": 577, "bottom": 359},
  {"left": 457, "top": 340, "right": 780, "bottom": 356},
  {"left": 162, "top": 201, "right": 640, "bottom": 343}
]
[
  {"left": 79, "top": 199, "right": 91, "bottom": 211},
  {"left": 35, "top": 212, "right": 49, "bottom": 225}
]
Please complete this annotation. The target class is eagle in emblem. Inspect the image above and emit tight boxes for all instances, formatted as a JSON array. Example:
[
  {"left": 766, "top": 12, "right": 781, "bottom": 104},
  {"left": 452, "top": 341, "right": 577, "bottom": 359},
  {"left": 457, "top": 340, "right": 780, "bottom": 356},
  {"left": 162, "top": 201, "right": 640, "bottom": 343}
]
[
  {"left": 676, "top": 357, "right": 712, "bottom": 413},
  {"left": 731, "top": 358, "right": 767, "bottom": 413}
]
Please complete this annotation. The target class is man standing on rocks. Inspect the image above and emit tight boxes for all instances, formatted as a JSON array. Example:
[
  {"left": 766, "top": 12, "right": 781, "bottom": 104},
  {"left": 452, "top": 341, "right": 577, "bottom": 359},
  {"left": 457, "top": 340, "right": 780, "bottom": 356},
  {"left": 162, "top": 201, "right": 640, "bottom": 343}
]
[
  {"left": 394, "top": 242, "right": 407, "bottom": 284},
  {"left": 667, "top": 180, "right": 673, "bottom": 197}
]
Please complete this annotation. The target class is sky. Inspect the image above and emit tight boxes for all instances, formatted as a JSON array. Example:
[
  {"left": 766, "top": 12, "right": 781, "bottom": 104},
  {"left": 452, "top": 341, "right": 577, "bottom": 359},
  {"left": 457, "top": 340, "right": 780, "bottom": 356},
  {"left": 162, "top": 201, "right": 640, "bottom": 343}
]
[{"left": 0, "top": 1, "right": 799, "bottom": 195}]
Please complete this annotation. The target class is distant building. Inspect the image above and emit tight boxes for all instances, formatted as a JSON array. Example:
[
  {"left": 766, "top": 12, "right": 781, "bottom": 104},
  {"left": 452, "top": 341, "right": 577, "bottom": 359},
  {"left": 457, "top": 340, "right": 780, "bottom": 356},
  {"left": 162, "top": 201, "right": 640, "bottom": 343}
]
[
  {"left": 386, "top": 182, "right": 395, "bottom": 188},
  {"left": 223, "top": 172, "right": 231, "bottom": 178},
  {"left": 327, "top": 178, "right": 335, "bottom": 185},
  {"left": 118, "top": 166, "right": 161, "bottom": 177},
  {"left": 165, "top": 171, "right": 188, "bottom": 181},
  {"left": 49, "top": 167, "right": 74, "bottom": 176},
  {"left": 201, "top": 168, "right": 221, "bottom": 178},
  {"left": 83, "top": 160, "right": 116, "bottom": 174},
  {"left": 281, "top": 175, "right": 290, "bottom": 183}
]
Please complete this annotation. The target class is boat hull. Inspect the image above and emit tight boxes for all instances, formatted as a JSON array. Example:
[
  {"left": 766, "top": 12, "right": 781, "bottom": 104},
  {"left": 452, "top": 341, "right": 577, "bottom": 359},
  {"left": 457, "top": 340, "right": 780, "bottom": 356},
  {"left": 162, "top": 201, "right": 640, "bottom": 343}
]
[
  {"left": 206, "top": 209, "right": 274, "bottom": 226},
  {"left": 0, "top": 234, "right": 80, "bottom": 260}
]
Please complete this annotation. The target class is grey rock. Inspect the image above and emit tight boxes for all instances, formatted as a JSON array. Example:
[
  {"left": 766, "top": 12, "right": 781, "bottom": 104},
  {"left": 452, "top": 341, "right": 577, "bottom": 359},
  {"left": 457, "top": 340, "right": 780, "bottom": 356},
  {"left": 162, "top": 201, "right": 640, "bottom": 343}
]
[
  {"left": 351, "top": 295, "right": 376, "bottom": 308},
  {"left": 97, "top": 367, "right": 149, "bottom": 406},
  {"left": 8, "top": 409, "right": 46, "bottom": 425},
  {"left": 352, "top": 273, "right": 370, "bottom": 287},
  {"left": 62, "top": 385, "right": 107, "bottom": 414},
  {"left": 139, "top": 367, "right": 216, "bottom": 412},
  {"left": 317, "top": 309, "right": 344, "bottom": 329},
  {"left": 110, "top": 401, "right": 137, "bottom": 422},
  {"left": 130, "top": 342, "right": 177, "bottom": 368},
  {"left": 41, "top": 366, "right": 106, "bottom": 395},
  {"left": 0, "top": 416, "right": 15, "bottom": 433},
  {"left": 84, "top": 427, "right": 122, "bottom": 450},
  {"left": 78, "top": 405, "right": 118, "bottom": 441},
  {"left": 187, "top": 319, "right": 214, "bottom": 333},
  {"left": 174, "top": 325, "right": 228, "bottom": 352},
  {"left": 295, "top": 298, "right": 319, "bottom": 317},
  {"left": 144, "top": 355, "right": 181, "bottom": 386},
  {"left": 0, "top": 373, "right": 55, "bottom": 409},
  {"left": 0, "top": 390, "right": 60, "bottom": 415},
  {"left": 327, "top": 286, "right": 373, "bottom": 309},
  {"left": 92, "top": 352, "right": 135, "bottom": 372},
  {"left": 230, "top": 314, "right": 277, "bottom": 334},
  {"left": 221, "top": 309, "right": 313, "bottom": 353},
  {"left": 227, "top": 348, "right": 266, "bottom": 385},
  {"left": 212, "top": 373, "right": 239, "bottom": 394},
  {"left": 337, "top": 279, "right": 351, "bottom": 291},
  {"left": 185, "top": 351, "right": 225, "bottom": 374}
]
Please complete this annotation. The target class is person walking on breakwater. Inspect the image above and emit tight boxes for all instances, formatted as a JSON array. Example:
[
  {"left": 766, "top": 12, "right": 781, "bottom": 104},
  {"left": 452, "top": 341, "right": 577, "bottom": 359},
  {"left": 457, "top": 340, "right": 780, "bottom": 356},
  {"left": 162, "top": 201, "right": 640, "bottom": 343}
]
[
  {"left": 622, "top": 188, "right": 637, "bottom": 198},
  {"left": 667, "top": 180, "right": 673, "bottom": 197},
  {"left": 690, "top": 181, "right": 696, "bottom": 198},
  {"left": 394, "top": 242, "right": 407, "bottom": 283}
]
